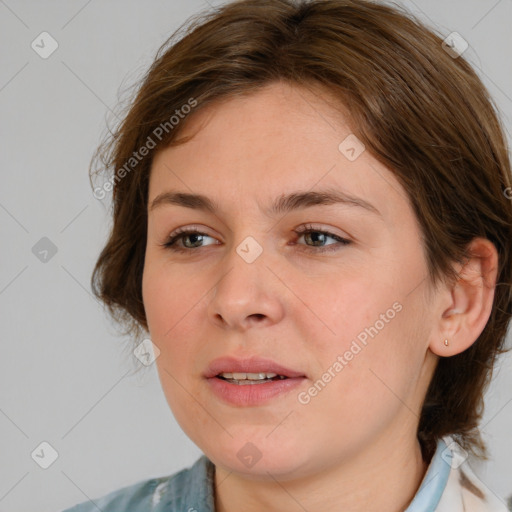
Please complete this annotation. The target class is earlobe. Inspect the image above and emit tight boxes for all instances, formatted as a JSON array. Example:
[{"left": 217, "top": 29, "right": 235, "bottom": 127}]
[{"left": 429, "top": 238, "right": 499, "bottom": 357}]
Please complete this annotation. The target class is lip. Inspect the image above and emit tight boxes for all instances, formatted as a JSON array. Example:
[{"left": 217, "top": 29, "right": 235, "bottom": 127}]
[
  {"left": 204, "top": 356, "right": 305, "bottom": 379},
  {"left": 204, "top": 356, "right": 307, "bottom": 407}
]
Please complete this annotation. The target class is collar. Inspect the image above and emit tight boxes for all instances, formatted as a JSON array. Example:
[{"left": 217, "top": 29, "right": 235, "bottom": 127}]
[{"left": 405, "top": 437, "right": 451, "bottom": 511}]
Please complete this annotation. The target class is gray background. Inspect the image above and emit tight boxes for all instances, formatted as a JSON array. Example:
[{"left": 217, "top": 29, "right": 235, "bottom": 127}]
[{"left": 0, "top": 1, "right": 511, "bottom": 511}]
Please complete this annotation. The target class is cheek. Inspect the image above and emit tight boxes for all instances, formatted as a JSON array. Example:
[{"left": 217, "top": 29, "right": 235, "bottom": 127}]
[
  {"left": 310, "top": 271, "right": 425, "bottom": 397},
  {"left": 304, "top": 271, "right": 393, "bottom": 353},
  {"left": 142, "top": 262, "right": 211, "bottom": 377},
  {"left": 143, "top": 260, "right": 200, "bottom": 334},
  {"left": 142, "top": 268, "right": 169, "bottom": 335}
]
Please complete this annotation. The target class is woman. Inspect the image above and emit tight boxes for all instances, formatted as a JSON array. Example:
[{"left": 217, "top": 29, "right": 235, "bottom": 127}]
[{"left": 64, "top": 0, "right": 512, "bottom": 510}]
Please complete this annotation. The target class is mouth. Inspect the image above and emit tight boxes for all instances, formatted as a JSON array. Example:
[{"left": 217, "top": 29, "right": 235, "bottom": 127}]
[
  {"left": 204, "top": 356, "right": 306, "bottom": 406},
  {"left": 204, "top": 355, "right": 306, "bottom": 380},
  {"left": 216, "top": 372, "right": 289, "bottom": 385}
]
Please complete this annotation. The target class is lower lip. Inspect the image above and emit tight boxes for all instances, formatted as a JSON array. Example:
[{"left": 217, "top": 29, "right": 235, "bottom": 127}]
[{"left": 206, "top": 376, "right": 306, "bottom": 406}]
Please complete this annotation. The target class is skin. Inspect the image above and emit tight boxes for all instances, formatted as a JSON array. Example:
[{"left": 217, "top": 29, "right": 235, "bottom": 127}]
[{"left": 142, "top": 81, "right": 498, "bottom": 512}]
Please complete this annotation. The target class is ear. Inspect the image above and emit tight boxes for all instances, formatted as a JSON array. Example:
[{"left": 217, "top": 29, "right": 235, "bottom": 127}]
[{"left": 429, "top": 238, "right": 499, "bottom": 357}]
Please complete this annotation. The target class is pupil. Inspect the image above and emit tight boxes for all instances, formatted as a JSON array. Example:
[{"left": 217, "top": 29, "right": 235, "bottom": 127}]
[
  {"left": 185, "top": 234, "right": 202, "bottom": 248},
  {"left": 307, "top": 232, "right": 324, "bottom": 246}
]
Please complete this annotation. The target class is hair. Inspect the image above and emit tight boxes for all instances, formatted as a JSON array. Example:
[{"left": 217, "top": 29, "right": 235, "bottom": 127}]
[{"left": 89, "top": 0, "right": 512, "bottom": 460}]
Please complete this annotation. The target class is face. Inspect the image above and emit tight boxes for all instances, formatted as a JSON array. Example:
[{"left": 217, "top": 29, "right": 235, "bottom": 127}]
[{"left": 142, "top": 81, "right": 438, "bottom": 480}]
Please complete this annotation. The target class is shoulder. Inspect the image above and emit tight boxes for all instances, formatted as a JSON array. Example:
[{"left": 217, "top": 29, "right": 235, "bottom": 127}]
[
  {"left": 60, "top": 476, "right": 164, "bottom": 512},
  {"left": 60, "top": 455, "right": 212, "bottom": 512}
]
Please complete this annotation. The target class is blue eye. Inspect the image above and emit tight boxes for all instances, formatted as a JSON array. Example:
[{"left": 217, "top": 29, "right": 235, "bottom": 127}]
[{"left": 161, "top": 224, "right": 351, "bottom": 253}]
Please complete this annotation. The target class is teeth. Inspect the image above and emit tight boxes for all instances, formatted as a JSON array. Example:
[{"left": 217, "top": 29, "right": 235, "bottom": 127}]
[{"left": 219, "top": 372, "right": 279, "bottom": 380}]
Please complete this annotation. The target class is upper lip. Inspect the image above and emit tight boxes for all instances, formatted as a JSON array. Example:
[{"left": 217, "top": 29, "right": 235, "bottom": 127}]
[{"left": 204, "top": 356, "right": 306, "bottom": 379}]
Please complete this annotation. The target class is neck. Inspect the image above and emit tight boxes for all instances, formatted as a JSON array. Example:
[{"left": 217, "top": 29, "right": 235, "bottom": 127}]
[{"left": 213, "top": 434, "right": 429, "bottom": 512}]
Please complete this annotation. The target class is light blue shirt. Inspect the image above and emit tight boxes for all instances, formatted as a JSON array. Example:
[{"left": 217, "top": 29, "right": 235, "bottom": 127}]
[
  {"left": 406, "top": 438, "right": 451, "bottom": 511},
  {"left": 61, "top": 437, "right": 505, "bottom": 511}
]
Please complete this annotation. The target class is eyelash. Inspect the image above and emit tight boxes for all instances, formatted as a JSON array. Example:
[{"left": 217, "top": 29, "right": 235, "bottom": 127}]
[{"left": 160, "top": 224, "right": 352, "bottom": 254}]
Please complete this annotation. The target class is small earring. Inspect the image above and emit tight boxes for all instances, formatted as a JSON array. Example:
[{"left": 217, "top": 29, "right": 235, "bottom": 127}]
[{"left": 444, "top": 339, "right": 449, "bottom": 346}]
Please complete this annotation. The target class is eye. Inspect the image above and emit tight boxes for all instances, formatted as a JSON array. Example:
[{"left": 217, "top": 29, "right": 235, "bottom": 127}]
[
  {"left": 161, "top": 227, "right": 218, "bottom": 252},
  {"left": 294, "top": 224, "right": 351, "bottom": 253}
]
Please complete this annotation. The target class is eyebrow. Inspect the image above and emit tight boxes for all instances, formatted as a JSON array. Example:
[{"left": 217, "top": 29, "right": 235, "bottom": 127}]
[{"left": 149, "top": 188, "right": 381, "bottom": 217}]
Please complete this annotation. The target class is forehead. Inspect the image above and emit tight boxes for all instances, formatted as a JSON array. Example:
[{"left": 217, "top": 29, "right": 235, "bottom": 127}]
[
  {"left": 165, "top": 81, "right": 354, "bottom": 160},
  {"left": 149, "top": 82, "right": 408, "bottom": 223}
]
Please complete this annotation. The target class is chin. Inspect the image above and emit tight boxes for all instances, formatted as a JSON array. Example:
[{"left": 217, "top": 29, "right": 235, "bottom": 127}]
[{"left": 200, "top": 434, "right": 315, "bottom": 480}]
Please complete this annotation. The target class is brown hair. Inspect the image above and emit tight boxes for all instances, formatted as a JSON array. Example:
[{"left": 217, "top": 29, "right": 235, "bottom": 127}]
[{"left": 90, "top": 0, "right": 512, "bottom": 459}]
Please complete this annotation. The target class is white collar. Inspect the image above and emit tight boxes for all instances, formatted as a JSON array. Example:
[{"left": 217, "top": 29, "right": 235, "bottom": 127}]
[{"left": 407, "top": 436, "right": 509, "bottom": 511}]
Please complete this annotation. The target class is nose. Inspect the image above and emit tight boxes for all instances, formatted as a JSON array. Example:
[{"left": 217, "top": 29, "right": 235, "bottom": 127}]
[{"left": 207, "top": 241, "right": 285, "bottom": 331}]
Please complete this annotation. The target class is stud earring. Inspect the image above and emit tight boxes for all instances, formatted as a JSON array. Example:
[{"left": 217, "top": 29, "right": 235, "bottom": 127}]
[{"left": 444, "top": 339, "right": 449, "bottom": 346}]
